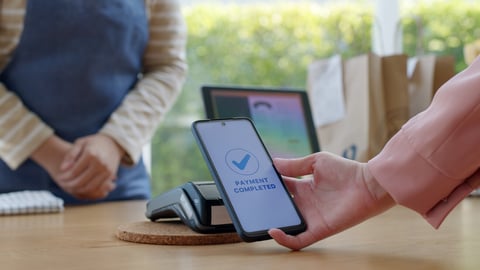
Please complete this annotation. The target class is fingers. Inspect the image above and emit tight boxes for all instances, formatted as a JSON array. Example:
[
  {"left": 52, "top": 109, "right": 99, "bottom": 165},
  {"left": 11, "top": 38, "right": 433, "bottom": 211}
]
[
  {"left": 64, "top": 160, "right": 116, "bottom": 199},
  {"left": 57, "top": 139, "right": 117, "bottom": 200},
  {"left": 46, "top": 135, "right": 124, "bottom": 201},
  {"left": 72, "top": 168, "right": 115, "bottom": 194},
  {"left": 74, "top": 177, "right": 116, "bottom": 200},
  {"left": 273, "top": 154, "right": 317, "bottom": 177},
  {"left": 59, "top": 162, "right": 116, "bottom": 200}
]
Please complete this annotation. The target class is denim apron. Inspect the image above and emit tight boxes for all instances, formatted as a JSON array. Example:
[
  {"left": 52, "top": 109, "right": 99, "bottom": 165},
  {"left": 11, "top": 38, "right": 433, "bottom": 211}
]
[{"left": 0, "top": 0, "right": 151, "bottom": 203}]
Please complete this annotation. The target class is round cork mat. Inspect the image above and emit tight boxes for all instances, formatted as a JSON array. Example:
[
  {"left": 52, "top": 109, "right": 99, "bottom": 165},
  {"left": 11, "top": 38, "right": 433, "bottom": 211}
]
[{"left": 116, "top": 220, "right": 243, "bottom": 245}]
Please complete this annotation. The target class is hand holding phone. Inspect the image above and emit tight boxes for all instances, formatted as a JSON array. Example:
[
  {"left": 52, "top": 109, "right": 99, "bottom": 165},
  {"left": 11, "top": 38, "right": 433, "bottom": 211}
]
[{"left": 192, "top": 118, "right": 306, "bottom": 242}]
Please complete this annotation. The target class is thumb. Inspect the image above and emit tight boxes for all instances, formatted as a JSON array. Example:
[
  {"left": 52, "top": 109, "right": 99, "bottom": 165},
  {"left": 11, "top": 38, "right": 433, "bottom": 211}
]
[
  {"left": 273, "top": 154, "right": 317, "bottom": 177},
  {"left": 268, "top": 228, "right": 307, "bottom": 251}
]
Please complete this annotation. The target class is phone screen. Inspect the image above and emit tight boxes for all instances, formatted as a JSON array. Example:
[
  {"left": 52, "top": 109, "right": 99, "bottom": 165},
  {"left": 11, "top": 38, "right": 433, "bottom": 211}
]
[{"left": 192, "top": 118, "right": 305, "bottom": 241}]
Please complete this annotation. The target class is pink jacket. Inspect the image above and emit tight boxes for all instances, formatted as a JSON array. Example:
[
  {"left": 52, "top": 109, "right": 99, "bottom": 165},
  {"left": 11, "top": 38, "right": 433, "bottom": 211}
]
[{"left": 368, "top": 57, "right": 480, "bottom": 228}]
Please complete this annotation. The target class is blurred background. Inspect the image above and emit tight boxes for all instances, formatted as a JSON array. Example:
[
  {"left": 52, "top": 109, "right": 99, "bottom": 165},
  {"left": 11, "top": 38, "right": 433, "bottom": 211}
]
[{"left": 150, "top": 0, "right": 480, "bottom": 195}]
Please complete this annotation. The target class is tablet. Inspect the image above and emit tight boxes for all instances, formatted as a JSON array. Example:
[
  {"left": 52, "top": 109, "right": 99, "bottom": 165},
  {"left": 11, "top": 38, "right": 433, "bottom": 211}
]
[{"left": 201, "top": 85, "right": 320, "bottom": 159}]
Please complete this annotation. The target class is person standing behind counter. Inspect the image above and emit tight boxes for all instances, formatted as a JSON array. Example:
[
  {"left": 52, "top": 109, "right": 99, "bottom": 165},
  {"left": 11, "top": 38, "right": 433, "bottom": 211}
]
[{"left": 0, "top": 0, "right": 187, "bottom": 204}]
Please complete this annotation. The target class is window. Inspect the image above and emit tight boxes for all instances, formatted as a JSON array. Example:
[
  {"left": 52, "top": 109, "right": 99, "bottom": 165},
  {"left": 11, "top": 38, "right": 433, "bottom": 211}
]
[{"left": 151, "top": 0, "right": 479, "bottom": 195}]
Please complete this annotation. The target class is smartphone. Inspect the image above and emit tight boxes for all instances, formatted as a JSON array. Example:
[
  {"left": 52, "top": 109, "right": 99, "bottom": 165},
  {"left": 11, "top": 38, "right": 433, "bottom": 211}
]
[{"left": 192, "top": 118, "right": 306, "bottom": 242}]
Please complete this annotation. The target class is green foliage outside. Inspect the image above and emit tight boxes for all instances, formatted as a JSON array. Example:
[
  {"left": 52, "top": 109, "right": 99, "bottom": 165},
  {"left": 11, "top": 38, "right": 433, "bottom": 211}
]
[{"left": 150, "top": 0, "right": 480, "bottom": 195}]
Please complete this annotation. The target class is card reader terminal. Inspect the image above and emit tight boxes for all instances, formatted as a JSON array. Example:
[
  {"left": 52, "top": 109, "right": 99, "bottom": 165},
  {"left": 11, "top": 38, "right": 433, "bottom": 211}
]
[{"left": 146, "top": 181, "right": 235, "bottom": 233}]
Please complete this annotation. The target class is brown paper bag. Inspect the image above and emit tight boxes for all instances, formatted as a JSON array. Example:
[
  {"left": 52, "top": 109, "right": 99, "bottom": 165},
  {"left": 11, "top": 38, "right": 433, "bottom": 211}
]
[
  {"left": 382, "top": 54, "right": 409, "bottom": 139},
  {"left": 308, "top": 53, "right": 407, "bottom": 161},
  {"left": 408, "top": 55, "right": 455, "bottom": 117}
]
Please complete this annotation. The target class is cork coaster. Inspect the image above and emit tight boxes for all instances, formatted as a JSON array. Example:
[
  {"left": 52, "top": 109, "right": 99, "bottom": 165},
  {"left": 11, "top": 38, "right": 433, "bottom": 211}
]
[{"left": 116, "top": 220, "right": 243, "bottom": 245}]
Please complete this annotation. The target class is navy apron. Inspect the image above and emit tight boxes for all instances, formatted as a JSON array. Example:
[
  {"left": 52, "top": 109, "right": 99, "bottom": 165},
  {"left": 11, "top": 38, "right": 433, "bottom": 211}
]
[{"left": 0, "top": 0, "right": 151, "bottom": 203}]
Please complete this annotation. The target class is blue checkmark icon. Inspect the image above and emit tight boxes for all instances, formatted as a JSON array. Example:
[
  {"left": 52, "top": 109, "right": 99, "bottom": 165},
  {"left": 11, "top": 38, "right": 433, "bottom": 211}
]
[
  {"left": 225, "top": 148, "right": 259, "bottom": 175},
  {"left": 232, "top": 154, "right": 251, "bottom": 170}
]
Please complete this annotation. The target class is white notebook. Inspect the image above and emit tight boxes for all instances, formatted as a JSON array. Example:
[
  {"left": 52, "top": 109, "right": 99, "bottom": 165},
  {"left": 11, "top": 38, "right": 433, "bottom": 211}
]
[{"left": 0, "top": 190, "right": 64, "bottom": 215}]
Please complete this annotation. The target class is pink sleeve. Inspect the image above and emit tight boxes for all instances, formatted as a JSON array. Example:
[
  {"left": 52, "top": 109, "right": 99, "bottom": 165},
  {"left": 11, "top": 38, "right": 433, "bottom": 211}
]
[{"left": 368, "top": 57, "right": 480, "bottom": 228}]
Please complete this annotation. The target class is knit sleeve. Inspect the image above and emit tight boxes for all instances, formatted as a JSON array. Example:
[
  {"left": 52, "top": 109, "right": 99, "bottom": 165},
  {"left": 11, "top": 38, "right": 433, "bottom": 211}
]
[
  {"left": 0, "top": 86, "right": 54, "bottom": 169},
  {"left": 0, "top": 2, "right": 54, "bottom": 169},
  {"left": 100, "top": 0, "right": 188, "bottom": 165}
]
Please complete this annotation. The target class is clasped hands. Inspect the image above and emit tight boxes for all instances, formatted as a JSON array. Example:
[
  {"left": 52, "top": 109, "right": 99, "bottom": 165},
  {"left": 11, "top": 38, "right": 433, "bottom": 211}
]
[{"left": 31, "top": 134, "right": 124, "bottom": 200}]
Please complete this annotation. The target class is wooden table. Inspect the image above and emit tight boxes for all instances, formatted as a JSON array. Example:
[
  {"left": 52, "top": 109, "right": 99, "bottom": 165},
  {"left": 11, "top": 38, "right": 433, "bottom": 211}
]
[{"left": 1, "top": 198, "right": 480, "bottom": 270}]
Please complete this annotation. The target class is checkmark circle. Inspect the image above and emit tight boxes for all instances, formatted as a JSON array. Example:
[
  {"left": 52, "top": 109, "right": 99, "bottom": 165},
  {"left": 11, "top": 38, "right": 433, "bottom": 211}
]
[{"left": 225, "top": 148, "right": 259, "bottom": 175}]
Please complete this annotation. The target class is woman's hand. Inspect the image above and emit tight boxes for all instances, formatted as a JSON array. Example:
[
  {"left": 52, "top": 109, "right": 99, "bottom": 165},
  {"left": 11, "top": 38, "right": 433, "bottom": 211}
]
[{"left": 268, "top": 152, "right": 395, "bottom": 250}]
